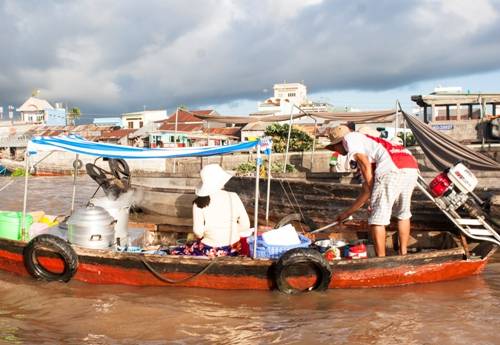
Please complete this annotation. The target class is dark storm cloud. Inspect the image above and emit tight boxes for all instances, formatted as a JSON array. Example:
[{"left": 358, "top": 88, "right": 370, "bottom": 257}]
[{"left": 0, "top": 0, "right": 499, "bottom": 115}]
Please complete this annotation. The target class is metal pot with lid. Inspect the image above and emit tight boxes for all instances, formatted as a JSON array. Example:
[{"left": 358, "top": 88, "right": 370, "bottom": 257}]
[{"left": 67, "top": 205, "right": 116, "bottom": 249}]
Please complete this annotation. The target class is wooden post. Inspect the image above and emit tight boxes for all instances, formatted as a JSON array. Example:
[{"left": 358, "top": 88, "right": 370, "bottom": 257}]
[
  {"left": 468, "top": 104, "right": 473, "bottom": 119},
  {"left": 423, "top": 106, "right": 428, "bottom": 123},
  {"left": 446, "top": 105, "right": 450, "bottom": 120},
  {"left": 456, "top": 103, "right": 461, "bottom": 120}
]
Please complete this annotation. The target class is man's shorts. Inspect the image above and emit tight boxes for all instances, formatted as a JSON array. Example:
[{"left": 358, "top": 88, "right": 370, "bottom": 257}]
[{"left": 368, "top": 169, "right": 418, "bottom": 226}]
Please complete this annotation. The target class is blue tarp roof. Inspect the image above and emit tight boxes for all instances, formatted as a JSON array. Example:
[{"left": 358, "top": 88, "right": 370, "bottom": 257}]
[{"left": 27, "top": 135, "right": 259, "bottom": 159}]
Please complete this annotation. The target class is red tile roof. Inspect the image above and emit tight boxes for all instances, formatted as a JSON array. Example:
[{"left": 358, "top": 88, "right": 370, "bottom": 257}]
[
  {"left": 99, "top": 128, "right": 135, "bottom": 139},
  {"left": 204, "top": 127, "right": 241, "bottom": 137},
  {"left": 159, "top": 123, "right": 204, "bottom": 132}
]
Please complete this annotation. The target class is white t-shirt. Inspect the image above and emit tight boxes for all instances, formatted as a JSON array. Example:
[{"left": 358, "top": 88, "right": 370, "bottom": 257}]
[
  {"left": 342, "top": 132, "right": 418, "bottom": 176},
  {"left": 192, "top": 190, "right": 250, "bottom": 247}
]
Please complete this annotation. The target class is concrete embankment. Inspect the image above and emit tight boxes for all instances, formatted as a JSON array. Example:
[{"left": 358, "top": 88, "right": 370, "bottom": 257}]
[{"left": 1, "top": 144, "right": 500, "bottom": 178}]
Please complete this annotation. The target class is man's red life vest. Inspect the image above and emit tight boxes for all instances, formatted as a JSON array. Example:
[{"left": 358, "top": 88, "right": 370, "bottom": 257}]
[{"left": 364, "top": 135, "right": 418, "bottom": 170}]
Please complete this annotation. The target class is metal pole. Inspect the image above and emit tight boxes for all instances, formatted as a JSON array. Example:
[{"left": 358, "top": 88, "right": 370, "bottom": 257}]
[
  {"left": 479, "top": 96, "right": 485, "bottom": 146},
  {"left": 265, "top": 151, "right": 272, "bottom": 225},
  {"left": 173, "top": 107, "right": 178, "bottom": 173},
  {"left": 283, "top": 105, "right": 294, "bottom": 173},
  {"left": 21, "top": 153, "right": 30, "bottom": 241},
  {"left": 403, "top": 117, "right": 407, "bottom": 146},
  {"left": 253, "top": 143, "right": 261, "bottom": 258},
  {"left": 71, "top": 154, "right": 79, "bottom": 213},
  {"left": 310, "top": 116, "right": 317, "bottom": 170},
  {"left": 394, "top": 100, "right": 399, "bottom": 141}
]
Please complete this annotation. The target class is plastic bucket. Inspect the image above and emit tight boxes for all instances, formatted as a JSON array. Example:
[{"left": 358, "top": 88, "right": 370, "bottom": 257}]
[{"left": 0, "top": 211, "right": 33, "bottom": 240}]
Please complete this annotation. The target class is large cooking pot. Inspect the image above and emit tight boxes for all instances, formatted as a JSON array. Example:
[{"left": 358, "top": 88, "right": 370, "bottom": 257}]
[{"left": 67, "top": 206, "right": 116, "bottom": 249}]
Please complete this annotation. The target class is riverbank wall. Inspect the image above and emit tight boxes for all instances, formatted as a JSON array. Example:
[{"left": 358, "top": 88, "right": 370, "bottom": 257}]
[{"left": 1, "top": 144, "right": 500, "bottom": 177}]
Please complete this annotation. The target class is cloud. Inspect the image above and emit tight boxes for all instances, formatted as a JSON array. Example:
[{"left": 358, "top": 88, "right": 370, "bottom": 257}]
[{"left": 0, "top": 0, "right": 499, "bottom": 116}]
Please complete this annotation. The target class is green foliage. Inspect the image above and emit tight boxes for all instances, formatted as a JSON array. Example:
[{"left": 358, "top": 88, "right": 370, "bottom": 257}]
[
  {"left": 264, "top": 123, "right": 313, "bottom": 153},
  {"left": 236, "top": 160, "right": 297, "bottom": 176},
  {"left": 67, "top": 107, "right": 81, "bottom": 125},
  {"left": 397, "top": 132, "right": 417, "bottom": 147},
  {"left": 11, "top": 168, "right": 28, "bottom": 177},
  {"left": 236, "top": 162, "right": 256, "bottom": 174}
]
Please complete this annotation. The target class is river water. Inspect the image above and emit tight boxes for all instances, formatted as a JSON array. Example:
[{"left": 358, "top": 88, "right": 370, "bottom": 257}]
[{"left": 0, "top": 176, "right": 498, "bottom": 345}]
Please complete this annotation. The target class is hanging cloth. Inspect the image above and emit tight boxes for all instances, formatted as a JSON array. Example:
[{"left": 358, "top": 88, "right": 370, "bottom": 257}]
[{"left": 401, "top": 111, "right": 500, "bottom": 171}]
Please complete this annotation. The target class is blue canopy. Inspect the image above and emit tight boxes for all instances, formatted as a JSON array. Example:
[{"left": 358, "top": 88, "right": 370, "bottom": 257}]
[{"left": 27, "top": 135, "right": 260, "bottom": 159}]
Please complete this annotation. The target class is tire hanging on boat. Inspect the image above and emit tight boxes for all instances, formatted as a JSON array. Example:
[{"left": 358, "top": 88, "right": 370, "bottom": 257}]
[
  {"left": 274, "top": 248, "right": 332, "bottom": 294},
  {"left": 23, "top": 234, "right": 79, "bottom": 282},
  {"left": 108, "top": 159, "right": 131, "bottom": 187}
]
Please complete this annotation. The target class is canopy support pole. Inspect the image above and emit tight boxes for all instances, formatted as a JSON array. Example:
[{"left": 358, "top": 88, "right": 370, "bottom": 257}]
[
  {"left": 310, "top": 116, "right": 317, "bottom": 171},
  {"left": 253, "top": 143, "right": 261, "bottom": 258},
  {"left": 283, "top": 106, "right": 294, "bottom": 173},
  {"left": 21, "top": 153, "right": 30, "bottom": 241},
  {"left": 71, "top": 154, "right": 79, "bottom": 213},
  {"left": 394, "top": 100, "right": 399, "bottom": 141},
  {"left": 265, "top": 151, "right": 272, "bottom": 225},
  {"left": 173, "top": 107, "right": 179, "bottom": 173}
]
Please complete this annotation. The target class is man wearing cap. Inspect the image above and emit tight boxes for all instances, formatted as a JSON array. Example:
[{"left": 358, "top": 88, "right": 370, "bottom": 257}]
[{"left": 327, "top": 125, "right": 419, "bottom": 257}]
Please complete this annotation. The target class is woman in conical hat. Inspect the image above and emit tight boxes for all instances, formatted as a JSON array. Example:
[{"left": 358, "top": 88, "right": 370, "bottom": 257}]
[{"left": 171, "top": 164, "right": 250, "bottom": 257}]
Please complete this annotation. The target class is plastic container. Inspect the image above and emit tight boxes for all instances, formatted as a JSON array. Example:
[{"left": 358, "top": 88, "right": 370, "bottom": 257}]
[
  {"left": 247, "top": 234, "right": 311, "bottom": 259},
  {"left": 0, "top": 211, "right": 33, "bottom": 240},
  {"left": 347, "top": 243, "right": 367, "bottom": 259}
]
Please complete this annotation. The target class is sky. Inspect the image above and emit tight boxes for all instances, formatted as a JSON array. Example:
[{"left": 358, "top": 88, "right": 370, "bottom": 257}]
[{"left": 1, "top": 0, "right": 500, "bottom": 121}]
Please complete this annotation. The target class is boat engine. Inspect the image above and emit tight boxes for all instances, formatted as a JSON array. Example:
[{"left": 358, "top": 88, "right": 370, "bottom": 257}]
[
  {"left": 420, "top": 163, "right": 500, "bottom": 246},
  {"left": 428, "top": 162, "right": 482, "bottom": 213}
]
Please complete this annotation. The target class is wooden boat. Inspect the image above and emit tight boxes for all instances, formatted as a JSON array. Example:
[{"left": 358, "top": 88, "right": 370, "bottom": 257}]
[
  {"left": 0, "top": 222, "right": 496, "bottom": 291},
  {"left": 132, "top": 173, "right": 500, "bottom": 231},
  {"left": 4, "top": 134, "right": 496, "bottom": 293}
]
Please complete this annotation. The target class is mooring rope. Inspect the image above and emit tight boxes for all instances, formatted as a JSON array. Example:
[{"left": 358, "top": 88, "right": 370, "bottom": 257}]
[{"left": 141, "top": 256, "right": 218, "bottom": 284}]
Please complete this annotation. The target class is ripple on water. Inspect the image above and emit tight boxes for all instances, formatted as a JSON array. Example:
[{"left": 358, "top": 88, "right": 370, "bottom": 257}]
[{"left": 0, "top": 177, "right": 499, "bottom": 344}]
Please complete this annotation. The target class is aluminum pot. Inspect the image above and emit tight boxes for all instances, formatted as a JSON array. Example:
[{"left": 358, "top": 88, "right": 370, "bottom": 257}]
[{"left": 67, "top": 205, "right": 116, "bottom": 249}]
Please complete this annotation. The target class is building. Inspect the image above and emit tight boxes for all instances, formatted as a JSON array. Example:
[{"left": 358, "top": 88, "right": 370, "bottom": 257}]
[
  {"left": 411, "top": 87, "right": 500, "bottom": 143},
  {"left": 16, "top": 97, "right": 66, "bottom": 125},
  {"left": 151, "top": 109, "right": 235, "bottom": 147},
  {"left": 93, "top": 117, "right": 122, "bottom": 127},
  {"left": 121, "top": 110, "right": 168, "bottom": 129},
  {"left": 97, "top": 128, "right": 135, "bottom": 145},
  {"left": 257, "top": 82, "right": 334, "bottom": 115}
]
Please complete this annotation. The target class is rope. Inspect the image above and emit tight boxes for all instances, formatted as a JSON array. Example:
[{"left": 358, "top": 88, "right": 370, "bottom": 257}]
[
  {"left": 141, "top": 256, "right": 218, "bottom": 284},
  {"left": 0, "top": 177, "right": 16, "bottom": 193},
  {"left": 278, "top": 178, "right": 297, "bottom": 213},
  {"left": 277, "top": 178, "right": 305, "bottom": 232},
  {"left": 285, "top": 178, "right": 306, "bottom": 224}
]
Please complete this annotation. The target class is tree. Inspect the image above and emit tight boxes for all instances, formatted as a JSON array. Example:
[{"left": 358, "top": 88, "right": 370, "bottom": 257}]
[
  {"left": 67, "top": 107, "right": 81, "bottom": 126},
  {"left": 264, "top": 123, "right": 313, "bottom": 153}
]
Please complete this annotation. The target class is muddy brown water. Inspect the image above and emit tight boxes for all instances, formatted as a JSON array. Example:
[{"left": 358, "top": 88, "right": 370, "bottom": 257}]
[{"left": 0, "top": 176, "right": 498, "bottom": 345}]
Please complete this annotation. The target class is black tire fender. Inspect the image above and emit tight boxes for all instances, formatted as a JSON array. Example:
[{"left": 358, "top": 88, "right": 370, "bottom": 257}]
[
  {"left": 23, "top": 234, "right": 79, "bottom": 282},
  {"left": 274, "top": 248, "right": 332, "bottom": 294},
  {"left": 108, "top": 159, "right": 131, "bottom": 184}
]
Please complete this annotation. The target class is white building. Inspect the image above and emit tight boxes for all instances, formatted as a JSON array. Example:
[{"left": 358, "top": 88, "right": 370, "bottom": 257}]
[
  {"left": 121, "top": 109, "right": 168, "bottom": 129},
  {"left": 17, "top": 97, "right": 54, "bottom": 124},
  {"left": 257, "top": 82, "right": 333, "bottom": 115}
]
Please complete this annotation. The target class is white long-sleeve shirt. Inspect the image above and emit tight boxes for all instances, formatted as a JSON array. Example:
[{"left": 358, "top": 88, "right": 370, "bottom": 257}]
[{"left": 193, "top": 190, "right": 250, "bottom": 247}]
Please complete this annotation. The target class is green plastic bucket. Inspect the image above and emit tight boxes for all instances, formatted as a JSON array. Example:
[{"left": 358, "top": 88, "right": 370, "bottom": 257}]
[{"left": 0, "top": 211, "right": 33, "bottom": 240}]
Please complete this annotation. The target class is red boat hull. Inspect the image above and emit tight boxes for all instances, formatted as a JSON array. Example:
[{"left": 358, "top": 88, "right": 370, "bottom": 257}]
[{"left": 0, "top": 238, "right": 493, "bottom": 290}]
